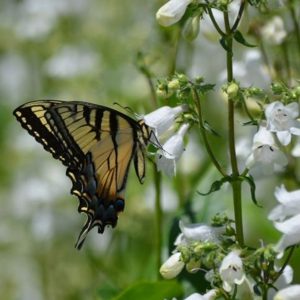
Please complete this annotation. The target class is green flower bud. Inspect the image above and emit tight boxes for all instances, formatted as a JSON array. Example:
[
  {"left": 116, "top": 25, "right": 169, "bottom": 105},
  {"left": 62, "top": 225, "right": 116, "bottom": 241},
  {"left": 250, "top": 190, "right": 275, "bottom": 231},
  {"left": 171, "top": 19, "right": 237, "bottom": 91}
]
[
  {"left": 168, "top": 78, "right": 180, "bottom": 90},
  {"left": 294, "top": 86, "right": 300, "bottom": 97},
  {"left": 182, "top": 15, "right": 200, "bottom": 42},
  {"left": 271, "top": 82, "right": 284, "bottom": 94},
  {"left": 177, "top": 73, "right": 188, "bottom": 83},
  {"left": 227, "top": 82, "right": 239, "bottom": 99},
  {"left": 194, "top": 244, "right": 204, "bottom": 256},
  {"left": 180, "top": 246, "right": 190, "bottom": 262},
  {"left": 186, "top": 257, "right": 201, "bottom": 273}
]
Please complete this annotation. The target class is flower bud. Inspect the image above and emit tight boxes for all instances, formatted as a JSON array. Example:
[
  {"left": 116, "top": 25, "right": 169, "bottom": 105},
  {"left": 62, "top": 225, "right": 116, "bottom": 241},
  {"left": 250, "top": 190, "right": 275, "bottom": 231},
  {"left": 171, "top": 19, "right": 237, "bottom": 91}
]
[
  {"left": 186, "top": 258, "right": 201, "bottom": 273},
  {"left": 271, "top": 82, "right": 284, "bottom": 94},
  {"left": 159, "top": 252, "right": 185, "bottom": 279},
  {"left": 182, "top": 15, "right": 200, "bottom": 41},
  {"left": 294, "top": 86, "right": 300, "bottom": 97},
  {"left": 168, "top": 78, "right": 180, "bottom": 90},
  {"left": 226, "top": 82, "right": 239, "bottom": 99}
]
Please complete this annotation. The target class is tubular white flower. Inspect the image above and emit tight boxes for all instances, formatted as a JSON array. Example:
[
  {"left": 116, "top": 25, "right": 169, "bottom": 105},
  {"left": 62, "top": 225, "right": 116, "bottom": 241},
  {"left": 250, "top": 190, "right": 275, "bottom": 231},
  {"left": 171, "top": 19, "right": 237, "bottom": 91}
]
[
  {"left": 265, "top": 101, "right": 300, "bottom": 146},
  {"left": 143, "top": 105, "right": 187, "bottom": 138},
  {"left": 274, "top": 284, "right": 300, "bottom": 300},
  {"left": 156, "top": 123, "right": 189, "bottom": 177},
  {"left": 245, "top": 125, "right": 288, "bottom": 173},
  {"left": 219, "top": 251, "right": 245, "bottom": 292},
  {"left": 174, "top": 220, "right": 225, "bottom": 246},
  {"left": 274, "top": 213, "right": 300, "bottom": 255},
  {"left": 261, "top": 16, "right": 287, "bottom": 45},
  {"left": 184, "top": 290, "right": 217, "bottom": 300},
  {"left": 156, "top": 0, "right": 192, "bottom": 27},
  {"left": 159, "top": 252, "right": 185, "bottom": 279},
  {"left": 268, "top": 185, "right": 300, "bottom": 221}
]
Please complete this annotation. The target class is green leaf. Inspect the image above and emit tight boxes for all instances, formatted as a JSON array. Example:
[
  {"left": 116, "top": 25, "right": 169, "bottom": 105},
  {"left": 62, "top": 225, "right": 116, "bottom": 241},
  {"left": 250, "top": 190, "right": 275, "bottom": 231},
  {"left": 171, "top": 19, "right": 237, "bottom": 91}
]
[
  {"left": 233, "top": 31, "right": 256, "bottom": 48},
  {"left": 197, "top": 177, "right": 230, "bottom": 196},
  {"left": 243, "top": 175, "right": 261, "bottom": 207},
  {"left": 219, "top": 36, "right": 230, "bottom": 52},
  {"left": 112, "top": 280, "right": 183, "bottom": 300},
  {"left": 203, "top": 121, "right": 220, "bottom": 136}
]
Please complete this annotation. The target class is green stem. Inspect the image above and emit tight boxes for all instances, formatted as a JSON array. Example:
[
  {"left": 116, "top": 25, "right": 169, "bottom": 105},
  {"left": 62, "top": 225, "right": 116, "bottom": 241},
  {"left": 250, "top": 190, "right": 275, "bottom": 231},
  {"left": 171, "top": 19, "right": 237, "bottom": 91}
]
[
  {"left": 231, "top": 0, "right": 246, "bottom": 32},
  {"left": 289, "top": 0, "right": 300, "bottom": 57},
  {"left": 281, "top": 42, "right": 292, "bottom": 85},
  {"left": 206, "top": 6, "right": 225, "bottom": 37},
  {"left": 154, "top": 165, "right": 163, "bottom": 278},
  {"left": 223, "top": 9, "right": 244, "bottom": 247},
  {"left": 192, "top": 87, "right": 227, "bottom": 177}
]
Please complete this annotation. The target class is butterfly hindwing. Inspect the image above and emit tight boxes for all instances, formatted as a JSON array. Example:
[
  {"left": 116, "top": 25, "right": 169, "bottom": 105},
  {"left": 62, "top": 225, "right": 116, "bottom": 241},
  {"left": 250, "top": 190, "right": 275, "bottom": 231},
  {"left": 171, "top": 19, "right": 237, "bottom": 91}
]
[{"left": 13, "top": 100, "right": 150, "bottom": 249}]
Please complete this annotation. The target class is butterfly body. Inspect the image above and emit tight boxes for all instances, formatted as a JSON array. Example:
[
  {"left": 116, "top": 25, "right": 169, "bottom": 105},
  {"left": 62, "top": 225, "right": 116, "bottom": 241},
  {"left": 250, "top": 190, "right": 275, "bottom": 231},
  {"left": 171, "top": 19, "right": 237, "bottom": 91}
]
[{"left": 13, "top": 100, "right": 150, "bottom": 249}]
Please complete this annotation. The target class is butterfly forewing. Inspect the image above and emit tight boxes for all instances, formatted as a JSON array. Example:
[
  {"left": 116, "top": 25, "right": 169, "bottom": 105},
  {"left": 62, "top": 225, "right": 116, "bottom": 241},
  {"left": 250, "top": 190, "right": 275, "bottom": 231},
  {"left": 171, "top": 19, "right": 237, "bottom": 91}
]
[{"left": 13, "top": 100, "right": 150, "bottom": 249}]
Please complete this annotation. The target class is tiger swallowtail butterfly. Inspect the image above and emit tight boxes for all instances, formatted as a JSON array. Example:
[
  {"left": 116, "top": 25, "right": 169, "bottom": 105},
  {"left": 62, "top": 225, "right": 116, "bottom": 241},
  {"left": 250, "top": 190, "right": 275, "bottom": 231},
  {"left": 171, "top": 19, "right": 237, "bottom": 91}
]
[{"left": 13, "top": 100, "right": 150, "bottom": 249}]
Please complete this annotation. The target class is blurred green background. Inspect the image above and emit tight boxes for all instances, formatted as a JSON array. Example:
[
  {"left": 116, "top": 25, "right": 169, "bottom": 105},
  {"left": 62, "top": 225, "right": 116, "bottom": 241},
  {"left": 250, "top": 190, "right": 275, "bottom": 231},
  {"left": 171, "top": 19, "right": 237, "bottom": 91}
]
[{"left": 1, "top": 1, "right": 300, "bottom": 299}]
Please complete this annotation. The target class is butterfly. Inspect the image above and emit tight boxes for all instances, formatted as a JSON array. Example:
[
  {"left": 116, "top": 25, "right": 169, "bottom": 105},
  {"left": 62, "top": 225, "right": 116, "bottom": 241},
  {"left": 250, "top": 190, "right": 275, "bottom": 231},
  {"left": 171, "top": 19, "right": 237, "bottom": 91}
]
[{"left": 13, "top": 100, "right": 151, "bottom": 249}]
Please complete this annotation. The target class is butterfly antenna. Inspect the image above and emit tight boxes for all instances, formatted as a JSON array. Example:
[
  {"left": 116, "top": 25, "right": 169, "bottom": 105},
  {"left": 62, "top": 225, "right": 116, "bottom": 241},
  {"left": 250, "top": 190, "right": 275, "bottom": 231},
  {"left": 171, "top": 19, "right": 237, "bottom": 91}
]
[{"left": 113, "top": 102, "right": 136, "bottom": 116}]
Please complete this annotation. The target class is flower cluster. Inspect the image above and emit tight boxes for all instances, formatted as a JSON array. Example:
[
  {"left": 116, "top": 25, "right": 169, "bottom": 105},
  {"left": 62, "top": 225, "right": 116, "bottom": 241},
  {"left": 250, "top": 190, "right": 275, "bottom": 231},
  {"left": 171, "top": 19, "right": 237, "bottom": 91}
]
[
  {"left": 143, "top": 104, "right": 189, "bottom": 176},
  {"left": 246, "top": 101, "right": 300, "bottom": 175}
]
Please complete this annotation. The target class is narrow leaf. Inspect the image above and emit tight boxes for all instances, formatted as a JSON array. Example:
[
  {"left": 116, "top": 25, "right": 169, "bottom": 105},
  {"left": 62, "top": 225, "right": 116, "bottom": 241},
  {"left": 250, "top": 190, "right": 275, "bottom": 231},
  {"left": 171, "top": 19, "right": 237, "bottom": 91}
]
[
  {"left": 198, "top": 177, "right": 230, "bottom": 196},
  {"left": 219, "top": 37, "right": 230, "bottom": 52},
  {"left": 233, "top": 30, "right": 256, "bottom": 48},
  {"left": 243, "top": 175, "right": 261, "bottom": 207}
]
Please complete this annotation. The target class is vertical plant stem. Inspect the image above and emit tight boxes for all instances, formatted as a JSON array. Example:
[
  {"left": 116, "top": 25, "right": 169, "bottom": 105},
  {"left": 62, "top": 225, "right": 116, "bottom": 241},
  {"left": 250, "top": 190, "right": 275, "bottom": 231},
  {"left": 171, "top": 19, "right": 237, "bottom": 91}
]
[
  {"left": 289, "top": 0, "right": 300, "bottom": 57},
  {"left": 154, "top": 165, "right": 163, "bottom": 278},
  {"left": 224, "top": 10, "right": 244, "bottom": 247}
]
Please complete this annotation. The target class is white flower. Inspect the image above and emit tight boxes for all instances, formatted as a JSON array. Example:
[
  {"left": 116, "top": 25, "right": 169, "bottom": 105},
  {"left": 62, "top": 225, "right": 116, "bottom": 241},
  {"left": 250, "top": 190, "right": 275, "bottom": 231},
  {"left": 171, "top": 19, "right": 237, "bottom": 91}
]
[
  {"left": 143, "top": 105, "right": 187, "bottom": 138},
  {"left": 156, "top": 123, "right": 189, "bottom": 177},
  {"left": 159, "top": 252, "right": 185, "bottom": 279},
  {"left": 184, "top": 290, "right": 217, "bottom": 300},
  {"left": 268, "top": 185, "right": 300, "bottom": 222},
  {"left": 219, "top": 251, "right": 245, "bottom": 292},
  {"left": 245, "top": 125, "right": 288, "bottom": 173},
  {"left": 274, "top": 214, "right": 300, "bottom": 255},
  {"left": 274, "top": 284, "right": 300, "bottom": 300},
  {"left": 174, "top": 220, "right": 224, "bottom": 246},
  {"left": 261, "top": 16, "right": 287, "bottom": 45},
  {"left": 265, "top": 101, "right": 300, "bottom": 146},
  {"left": 156, "top": 0, "right": 192, "bottom": 27}
]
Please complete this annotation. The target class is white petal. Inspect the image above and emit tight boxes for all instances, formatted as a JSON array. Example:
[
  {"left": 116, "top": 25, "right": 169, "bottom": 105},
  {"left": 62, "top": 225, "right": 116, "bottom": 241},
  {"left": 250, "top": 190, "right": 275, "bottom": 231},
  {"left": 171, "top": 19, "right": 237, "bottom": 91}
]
[
  {"left": 156, "top": 154, "right": 176, "bottom": 177},
  {"left": 156, "top": 0, "right": 192, "bottom": 27},
  {"left": 290, "top": 127, "right": 300, "bottom": 136},
  {"left": 184, "top": 290, "right": 217, "bottom": 300},
  {"left": 275, "top": 185, "right": 295, "bottom": 204},
  {"left": 274, "top": 284, "right": 300, "bottom": 300},
  {"left": 252, "top": 126, "right": 275, "bottom": 147},
  {"left": 274, "top": 214, "right": 300, "bottom": 235},
  {"left": 245, "top": 153, "right": 255, "bottom": 168},
  {"left": 143, "top": 105, "right": 186, "bottom": 137},
  {"left": 274, "top": 233, "right": 300, "bottom": 255},
  {"left": 179, "top": 220, "right": 224, "bottom": 243},
  {"left": 277, "top": 131, "right": 291, "bottom": 146},
  {"left": 285, "top": 102, "right": 299, "bottom": 119},
  {"left": 265, "top": 101, "right": 282, "bottom": 120}
]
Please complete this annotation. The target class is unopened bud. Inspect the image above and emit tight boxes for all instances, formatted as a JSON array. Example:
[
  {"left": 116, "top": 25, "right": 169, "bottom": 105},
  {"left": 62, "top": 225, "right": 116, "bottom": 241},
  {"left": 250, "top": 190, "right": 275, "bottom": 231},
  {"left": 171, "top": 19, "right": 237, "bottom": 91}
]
[
  {"left": 227, "top": 82, "right": 239, "bottom": 99},
  {"left": 182, "top": 15, "right": 200, "bottom": 42}
]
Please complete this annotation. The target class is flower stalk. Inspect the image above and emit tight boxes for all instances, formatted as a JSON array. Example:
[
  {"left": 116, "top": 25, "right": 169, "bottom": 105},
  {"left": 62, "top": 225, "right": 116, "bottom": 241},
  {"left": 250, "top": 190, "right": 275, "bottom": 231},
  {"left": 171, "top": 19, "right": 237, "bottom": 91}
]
[{"left": 224, "top": 7, "right": 244, "bottom": 247}]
